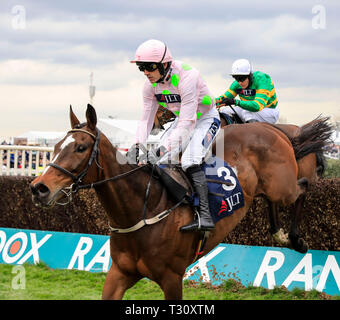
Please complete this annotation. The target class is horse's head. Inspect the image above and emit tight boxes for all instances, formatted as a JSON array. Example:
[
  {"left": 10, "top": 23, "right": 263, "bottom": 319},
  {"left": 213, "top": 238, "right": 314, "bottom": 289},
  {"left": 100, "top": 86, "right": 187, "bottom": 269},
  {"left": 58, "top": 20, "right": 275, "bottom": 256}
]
[
  {"left": 30, "top": 104, "right": 100, "bottom": 208},
  {"left": 151, "top": 105, "right": 175, "bottom": 135}
]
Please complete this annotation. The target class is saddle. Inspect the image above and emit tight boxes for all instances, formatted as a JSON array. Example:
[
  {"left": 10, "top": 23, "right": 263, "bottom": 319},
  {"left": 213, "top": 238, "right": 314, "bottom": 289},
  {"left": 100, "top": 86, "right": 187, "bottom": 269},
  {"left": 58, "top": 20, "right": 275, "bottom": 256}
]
[
  {"left": 154, "top": 164, "right": 193, "bottom": 203},
  {"left": 154, "top": 159, "right": 244, "bottom": 262},
  {"left": 219, "top": 110, "right": 259, "bottom": 125}
]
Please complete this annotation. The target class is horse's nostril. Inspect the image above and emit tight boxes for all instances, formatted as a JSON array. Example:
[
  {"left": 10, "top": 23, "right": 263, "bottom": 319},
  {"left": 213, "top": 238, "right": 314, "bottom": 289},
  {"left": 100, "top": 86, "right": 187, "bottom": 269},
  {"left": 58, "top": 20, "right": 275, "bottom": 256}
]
[
  {"left": 38, "top": 183, "right": 49, "bottom": 194},
  {"left": 31, "top": 182, "right": 50, "bottom": 198},
  {"left": 30, "top": 183, "right": 38, "bottom": 195}
]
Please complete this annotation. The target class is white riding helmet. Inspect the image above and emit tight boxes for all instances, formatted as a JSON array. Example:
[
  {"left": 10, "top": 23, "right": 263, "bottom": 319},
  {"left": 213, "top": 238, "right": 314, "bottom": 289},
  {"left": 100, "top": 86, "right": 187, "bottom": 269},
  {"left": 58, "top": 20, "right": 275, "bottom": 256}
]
[{"left": 230, "top": 59, "right": 252, "bottom": 75}]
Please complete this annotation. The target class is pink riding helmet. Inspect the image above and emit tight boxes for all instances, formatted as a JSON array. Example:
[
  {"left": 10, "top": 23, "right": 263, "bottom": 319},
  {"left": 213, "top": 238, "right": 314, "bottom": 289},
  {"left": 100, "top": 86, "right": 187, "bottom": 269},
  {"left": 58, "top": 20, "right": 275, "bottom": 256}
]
[{"left": 130, "top": 39, "right": 172, "bottom": 63}]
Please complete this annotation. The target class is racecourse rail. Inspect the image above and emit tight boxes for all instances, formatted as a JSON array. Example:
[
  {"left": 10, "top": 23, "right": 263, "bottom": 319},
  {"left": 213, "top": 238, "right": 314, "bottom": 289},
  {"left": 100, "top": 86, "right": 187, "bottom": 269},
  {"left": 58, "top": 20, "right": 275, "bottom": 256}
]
[
  {"left": 0, "top": 145, "right": 54, "bottom": 177},
  {"left": 0, "top": 144, "right": 130, "bottom": 177}
]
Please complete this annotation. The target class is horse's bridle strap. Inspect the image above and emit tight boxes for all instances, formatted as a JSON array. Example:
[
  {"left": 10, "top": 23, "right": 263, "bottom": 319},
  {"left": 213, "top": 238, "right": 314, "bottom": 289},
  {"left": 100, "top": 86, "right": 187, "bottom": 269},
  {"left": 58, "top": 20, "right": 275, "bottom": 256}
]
[
  {"left": 69, "top": 128, "right": 97, "bottom": 140},
  {"left": 47, "top": 128, "right": 100, "bottom": 183},
  {"left": 48, "top": 162, "right": 79, "bottom": 180}
]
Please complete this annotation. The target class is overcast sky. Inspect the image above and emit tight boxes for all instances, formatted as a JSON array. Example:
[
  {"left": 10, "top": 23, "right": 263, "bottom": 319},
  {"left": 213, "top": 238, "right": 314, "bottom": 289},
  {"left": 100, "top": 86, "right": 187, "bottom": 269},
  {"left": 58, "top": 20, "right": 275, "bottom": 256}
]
[{"left": 1, "top": 0, "right": 340, "bottom": 136}]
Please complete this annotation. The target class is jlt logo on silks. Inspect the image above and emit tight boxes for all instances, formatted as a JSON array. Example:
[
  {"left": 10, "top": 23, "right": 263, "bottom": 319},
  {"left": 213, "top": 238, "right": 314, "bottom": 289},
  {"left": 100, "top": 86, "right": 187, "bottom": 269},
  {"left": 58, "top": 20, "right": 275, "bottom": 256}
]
[
  {"left": 155, "top": 93, "right": 181, "bottom": 104},
  {"left": 236, "top": 88, "right": 256, "bottom": 97}
]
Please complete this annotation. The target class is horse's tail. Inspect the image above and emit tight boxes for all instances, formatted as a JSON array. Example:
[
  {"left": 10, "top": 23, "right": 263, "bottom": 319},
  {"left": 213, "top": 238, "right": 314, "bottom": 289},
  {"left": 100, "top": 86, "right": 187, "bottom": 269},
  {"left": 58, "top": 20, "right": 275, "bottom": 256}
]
[{"left": 290, "top": 116, "right": 333, "bottom": 162}]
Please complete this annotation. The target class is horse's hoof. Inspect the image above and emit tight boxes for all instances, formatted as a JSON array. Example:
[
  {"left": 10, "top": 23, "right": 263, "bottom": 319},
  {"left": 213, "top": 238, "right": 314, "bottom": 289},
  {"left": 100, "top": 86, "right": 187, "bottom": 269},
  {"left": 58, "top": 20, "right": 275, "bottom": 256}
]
[
  {"left": 272, "top": 228, "right": 289, "bottom": 246},
  {"left": 296, "top": 238, "right": 309, "bottom": 254},
  {"left": 289, "top": 236, "right": 309, "bottom": 254}
]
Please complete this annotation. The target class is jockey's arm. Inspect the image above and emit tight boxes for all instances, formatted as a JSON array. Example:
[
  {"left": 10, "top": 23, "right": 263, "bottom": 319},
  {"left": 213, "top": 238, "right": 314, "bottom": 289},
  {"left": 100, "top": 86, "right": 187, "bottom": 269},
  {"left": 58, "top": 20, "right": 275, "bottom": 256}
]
[
  {"left": 235, "top": 78, "right": 271, "bottom": 112},
  {"left": 215, "top": 85, "right": 237, "bottom": 107},
  {"left": 235, "top": 92, "right": 269, "bottom": 112},
  {"left": 216, "top": 78, "right": 271, "bottom": 112},
  {"left": 136, "top": 81, "right": 159, "bottom": 145},
  {"left": 162, "top": 70, "right": 198, "bottom": 153}
]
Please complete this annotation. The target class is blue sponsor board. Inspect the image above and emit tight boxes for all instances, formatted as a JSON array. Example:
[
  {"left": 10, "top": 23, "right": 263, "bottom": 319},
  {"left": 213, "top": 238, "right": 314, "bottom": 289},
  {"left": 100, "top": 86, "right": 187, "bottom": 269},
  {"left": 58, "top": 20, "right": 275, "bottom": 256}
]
[
  {"left": 184, "top": 244, "right": 340, "bottom": 296},
  {"left": 0, "top": 227, "right": 111, "bottom": 272},
  {"left": 0, "top": 227, "right": 339, "bottom": 296}
]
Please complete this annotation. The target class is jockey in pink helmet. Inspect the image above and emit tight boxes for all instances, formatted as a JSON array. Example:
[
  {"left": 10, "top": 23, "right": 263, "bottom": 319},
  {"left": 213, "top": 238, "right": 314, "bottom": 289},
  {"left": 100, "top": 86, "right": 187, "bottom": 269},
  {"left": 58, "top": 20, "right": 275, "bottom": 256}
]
[
  {"left": 130, "top": 39, "right": 173, "bottom": 83},
  {"left": 130, "top": 39, "right": 221, "bottom": 232}
]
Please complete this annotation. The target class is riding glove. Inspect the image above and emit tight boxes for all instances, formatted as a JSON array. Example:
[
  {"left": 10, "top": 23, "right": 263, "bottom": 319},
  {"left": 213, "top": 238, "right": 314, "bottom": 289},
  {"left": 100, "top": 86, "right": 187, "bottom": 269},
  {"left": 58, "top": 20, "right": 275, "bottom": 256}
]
[{"left": 220, "top": 97, "right": 235, "bottom": 106}]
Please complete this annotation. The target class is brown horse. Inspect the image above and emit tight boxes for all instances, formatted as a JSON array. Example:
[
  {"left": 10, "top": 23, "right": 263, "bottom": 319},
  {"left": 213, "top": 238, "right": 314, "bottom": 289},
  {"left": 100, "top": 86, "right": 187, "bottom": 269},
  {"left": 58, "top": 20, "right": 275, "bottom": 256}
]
[
  {"left": 261, "top": 120, "right": 331, "bottom": 251},
  {"left": 217, "top": 115, "right": 332, "bottom": 252},
  {"left": 31, "top": 104, "right": 316, "bottom": 299}
]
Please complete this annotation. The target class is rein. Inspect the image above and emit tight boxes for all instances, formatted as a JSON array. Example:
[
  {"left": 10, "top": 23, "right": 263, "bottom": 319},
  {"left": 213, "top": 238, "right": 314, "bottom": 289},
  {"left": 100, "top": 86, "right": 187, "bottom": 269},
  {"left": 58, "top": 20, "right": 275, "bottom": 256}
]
[{"left": 48, "top": 128, "right": 183, "bottom": 233}]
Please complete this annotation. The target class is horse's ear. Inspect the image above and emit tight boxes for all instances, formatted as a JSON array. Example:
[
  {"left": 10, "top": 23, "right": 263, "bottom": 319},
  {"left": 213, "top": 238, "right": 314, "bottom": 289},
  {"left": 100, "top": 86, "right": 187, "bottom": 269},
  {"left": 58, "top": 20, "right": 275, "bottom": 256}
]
[
  {"left": 86, "top": 104, "right": 97, "bottom": 130},
  {"left": 70, "top": 105, "right": 80, "bottom": 129}
]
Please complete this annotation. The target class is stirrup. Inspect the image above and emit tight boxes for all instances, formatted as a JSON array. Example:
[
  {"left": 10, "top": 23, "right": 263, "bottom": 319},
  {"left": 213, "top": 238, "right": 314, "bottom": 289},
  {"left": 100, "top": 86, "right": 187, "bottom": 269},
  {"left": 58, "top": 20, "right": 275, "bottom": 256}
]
[{"left": 180, "top": 211, "right": 214, "bottom": 232}]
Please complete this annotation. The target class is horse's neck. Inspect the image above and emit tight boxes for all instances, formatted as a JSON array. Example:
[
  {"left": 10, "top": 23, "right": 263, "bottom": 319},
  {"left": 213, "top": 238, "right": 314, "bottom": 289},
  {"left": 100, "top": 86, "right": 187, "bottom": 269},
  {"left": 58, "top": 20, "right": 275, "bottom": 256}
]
[{"left": 94, "top": 141, "right": 165, "bottom": 228}]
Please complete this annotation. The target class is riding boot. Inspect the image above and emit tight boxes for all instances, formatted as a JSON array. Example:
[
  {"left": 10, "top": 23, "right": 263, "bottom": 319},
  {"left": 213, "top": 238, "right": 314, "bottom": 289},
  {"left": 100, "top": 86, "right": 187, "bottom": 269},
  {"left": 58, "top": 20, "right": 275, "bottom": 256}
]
[{"left": 180, "top": 165, "right": 215, "bottom": 232}]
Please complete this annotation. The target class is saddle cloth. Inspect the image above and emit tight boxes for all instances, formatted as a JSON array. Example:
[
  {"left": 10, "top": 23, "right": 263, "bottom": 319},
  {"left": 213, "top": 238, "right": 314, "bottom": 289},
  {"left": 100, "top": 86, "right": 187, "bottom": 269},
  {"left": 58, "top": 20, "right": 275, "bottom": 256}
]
[{"left": 158, "top": 155, "right": 244, "bottom": 224}]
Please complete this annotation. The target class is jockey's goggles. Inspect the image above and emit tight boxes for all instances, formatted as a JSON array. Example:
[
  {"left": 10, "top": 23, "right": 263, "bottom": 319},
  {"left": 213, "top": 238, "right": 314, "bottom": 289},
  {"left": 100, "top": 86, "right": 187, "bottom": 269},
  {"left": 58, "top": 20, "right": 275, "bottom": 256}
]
[
  {"left": 232, "top": 75, "right": 249, "bottom": 82},
  {"left": 136, "top": 62, "right": 159, "bottom": 72}
]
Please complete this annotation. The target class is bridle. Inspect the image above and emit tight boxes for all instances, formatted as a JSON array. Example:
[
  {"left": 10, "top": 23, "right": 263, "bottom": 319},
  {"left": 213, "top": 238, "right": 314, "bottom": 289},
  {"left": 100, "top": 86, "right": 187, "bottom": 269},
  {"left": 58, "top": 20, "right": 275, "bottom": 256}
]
[
  {"left": 46, "top": 128, "right": 102, "bottom": 203},
  {"left": 47, "top": 127, "right": 145, "bottom": 205}
]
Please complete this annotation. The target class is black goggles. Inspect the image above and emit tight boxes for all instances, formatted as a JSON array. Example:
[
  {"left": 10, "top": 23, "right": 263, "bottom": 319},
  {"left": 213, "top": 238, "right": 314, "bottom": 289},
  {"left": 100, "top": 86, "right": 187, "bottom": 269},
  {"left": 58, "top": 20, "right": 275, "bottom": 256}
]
[
  {"left": 136, "top": 62, "right": 159, "bottom": 72},
  {"left": 232, "top": 75, "right": 248, "bottom": 82}
]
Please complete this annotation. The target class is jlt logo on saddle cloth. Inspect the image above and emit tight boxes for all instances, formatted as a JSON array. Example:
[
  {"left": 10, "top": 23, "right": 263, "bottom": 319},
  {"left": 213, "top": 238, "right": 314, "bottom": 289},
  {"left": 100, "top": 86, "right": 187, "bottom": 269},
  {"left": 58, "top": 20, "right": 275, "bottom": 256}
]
[{"left": 201, "top": 156, "right": 245, "bottom": 223}]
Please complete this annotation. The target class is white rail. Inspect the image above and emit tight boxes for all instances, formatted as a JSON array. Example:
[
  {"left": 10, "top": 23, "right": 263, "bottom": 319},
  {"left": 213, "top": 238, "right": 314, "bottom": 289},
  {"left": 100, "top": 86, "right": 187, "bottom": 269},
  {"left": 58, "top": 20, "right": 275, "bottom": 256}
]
[
  {"left": 0, "top": 145, "right": 54, "bottom": 177},
  {"left": 0, "top": 143, "right": 156, "bottom": 177},
  {"left": 324, "top": 152, "right": 340, "bottom": 160}
]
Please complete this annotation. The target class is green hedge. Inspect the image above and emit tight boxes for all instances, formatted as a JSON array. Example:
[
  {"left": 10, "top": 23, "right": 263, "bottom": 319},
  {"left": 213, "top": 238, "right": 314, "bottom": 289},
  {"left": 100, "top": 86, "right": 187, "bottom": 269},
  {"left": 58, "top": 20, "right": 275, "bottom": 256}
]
[
  {"left": 0, "top": 176, "right": 339, "bottom": 251},
  {"left": 324, "top": 159, "right": 340, "bottom": 178}
]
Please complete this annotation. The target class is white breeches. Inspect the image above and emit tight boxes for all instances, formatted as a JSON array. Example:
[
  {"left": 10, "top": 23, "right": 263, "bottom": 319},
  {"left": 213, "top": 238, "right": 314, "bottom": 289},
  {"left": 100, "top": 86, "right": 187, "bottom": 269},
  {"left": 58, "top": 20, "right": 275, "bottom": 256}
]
[
  {"left": 159, "top": 107, "right": 220, "bottom": 171},
  {"left": 219, "top": 105, "right": 279, "bottom": 124}
]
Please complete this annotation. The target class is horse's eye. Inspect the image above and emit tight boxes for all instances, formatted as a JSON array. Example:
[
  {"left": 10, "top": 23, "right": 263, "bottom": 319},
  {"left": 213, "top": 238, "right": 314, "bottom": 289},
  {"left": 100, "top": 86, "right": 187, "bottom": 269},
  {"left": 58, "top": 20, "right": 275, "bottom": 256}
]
[{"left": 76, "top": 145, "right": 87, "bottom": 153}]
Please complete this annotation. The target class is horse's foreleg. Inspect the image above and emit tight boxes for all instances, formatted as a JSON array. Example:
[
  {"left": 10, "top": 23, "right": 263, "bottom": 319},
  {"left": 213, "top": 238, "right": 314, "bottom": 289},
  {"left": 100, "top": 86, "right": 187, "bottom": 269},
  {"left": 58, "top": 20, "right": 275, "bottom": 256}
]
[
  {"left": 266, "top": 199, "right": 280, "bottom": 235},
  {"left": 102, "top": 263, "right": 141, "bottom": 300},
  {"left": 265, "top": 176, "right": 309, "bottom": 250},
  {"left": 266, "top": 199, "right": 289, "bottom": 246},
  {"left": 160, "top": 270, "right": 183, "bottom": 300},
  {"left": 288, "top": 186, "right": 308, "bottom": 254}
]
